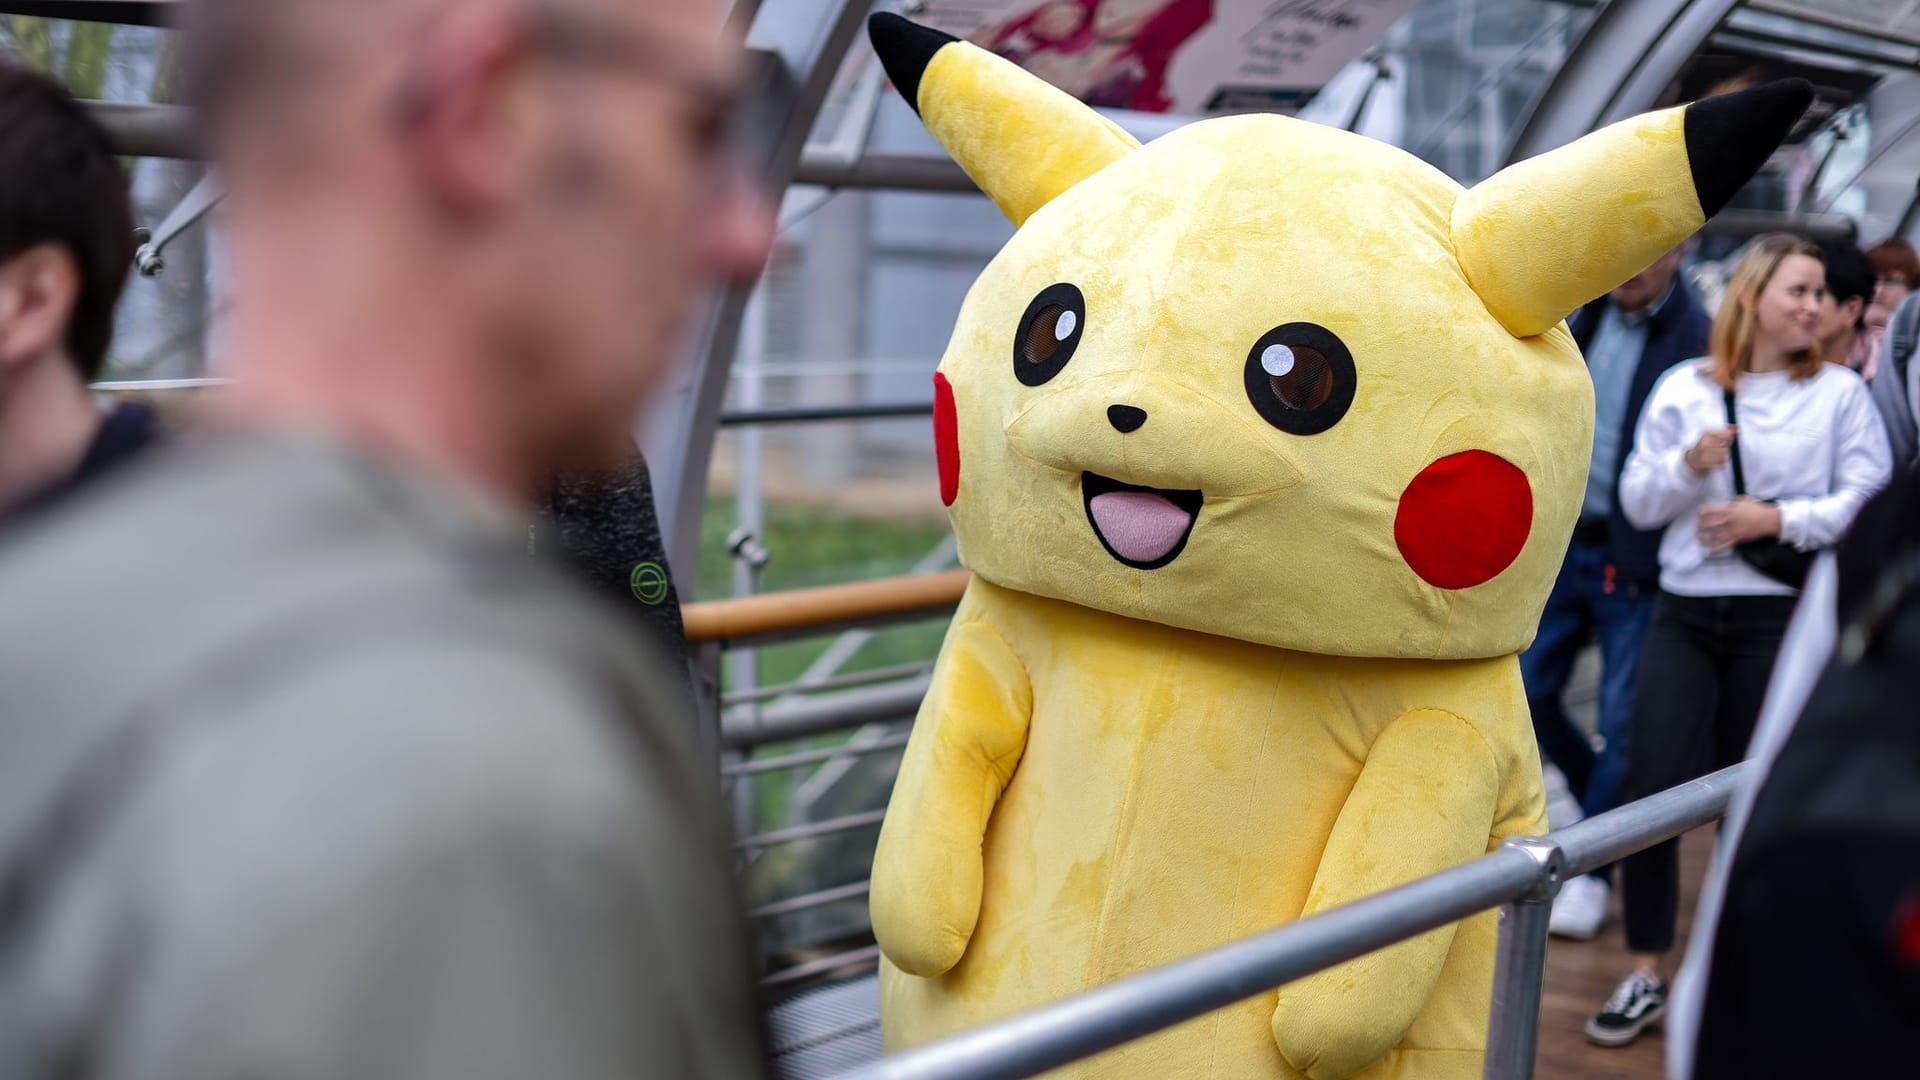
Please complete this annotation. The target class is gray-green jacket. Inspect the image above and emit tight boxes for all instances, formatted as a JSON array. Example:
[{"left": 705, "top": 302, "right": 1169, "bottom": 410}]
[{"left": 0, "top": 435, "right": 762, "bottom": 1080}]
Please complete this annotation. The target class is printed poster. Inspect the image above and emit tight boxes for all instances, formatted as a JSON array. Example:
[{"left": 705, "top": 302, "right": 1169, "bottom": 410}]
[{"left": 908, "top": 0, "right": 1424, "bottom": 114}]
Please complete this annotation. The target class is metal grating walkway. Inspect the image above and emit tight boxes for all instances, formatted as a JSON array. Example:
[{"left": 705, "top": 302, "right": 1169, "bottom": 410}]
[{"left": 768, "top": 973, "right": 884, "bottom": 1079}]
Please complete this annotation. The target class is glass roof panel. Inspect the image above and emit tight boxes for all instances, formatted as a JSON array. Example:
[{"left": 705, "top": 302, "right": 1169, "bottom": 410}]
[{"left": 1749, "top": 0, "right": 1920, "bottom": 47}]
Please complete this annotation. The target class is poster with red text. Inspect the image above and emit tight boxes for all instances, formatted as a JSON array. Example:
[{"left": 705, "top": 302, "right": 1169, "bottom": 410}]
[{"left": 907, "top": 0, "right": 1423, "bottom": 114}]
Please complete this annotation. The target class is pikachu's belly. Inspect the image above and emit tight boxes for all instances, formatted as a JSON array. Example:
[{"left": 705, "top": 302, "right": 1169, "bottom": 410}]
[
  {"left": 881, "top": 638, "right": 1365, "bottom": 1068},
  {"left": 878, "top": 593, "right": 1537, "bottom": 1078}
]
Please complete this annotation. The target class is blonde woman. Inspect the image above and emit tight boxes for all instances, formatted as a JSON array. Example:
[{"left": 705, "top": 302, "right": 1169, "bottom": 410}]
[{"left": 1587, "top": 234, "right": 1892, "bottom": 1047}]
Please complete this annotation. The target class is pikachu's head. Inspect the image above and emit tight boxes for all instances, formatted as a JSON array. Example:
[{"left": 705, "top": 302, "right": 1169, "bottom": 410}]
[{"left": 876, "top": 14, "right": 1807, "bottom": 659}]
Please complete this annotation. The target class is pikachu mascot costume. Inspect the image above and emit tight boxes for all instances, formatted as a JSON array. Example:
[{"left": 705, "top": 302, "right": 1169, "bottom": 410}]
[{"left": 866, "top": 13, "right": 1807, "bottom": 1079}]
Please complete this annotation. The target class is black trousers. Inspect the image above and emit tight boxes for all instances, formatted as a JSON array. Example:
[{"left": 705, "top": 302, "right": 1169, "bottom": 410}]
[{"left": 1620, "top": 590, "right": 1797, "bottom": 955}]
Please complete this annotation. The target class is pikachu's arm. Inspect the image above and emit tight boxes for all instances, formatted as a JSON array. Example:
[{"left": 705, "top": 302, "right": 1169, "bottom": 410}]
[
  {"left": 869, "top": 614, "right": 1033, "bottom": 977},
  {"left": 1271, "top": 708, "right": 1501, "bottom": 1080}
]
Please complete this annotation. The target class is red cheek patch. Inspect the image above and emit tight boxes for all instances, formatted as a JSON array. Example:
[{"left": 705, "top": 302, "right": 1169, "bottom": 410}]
[
  {"left": 933, "top": 372, "right": 959, "bottom": 507},
  {"left": 1395, "top": 450, "right": 1532, "bottom": 590}
]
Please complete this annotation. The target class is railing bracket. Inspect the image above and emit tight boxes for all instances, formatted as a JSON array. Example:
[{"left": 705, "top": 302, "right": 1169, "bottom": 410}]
[{"left": 1497, "top": 835, "right": 1567, "bottom": 903}]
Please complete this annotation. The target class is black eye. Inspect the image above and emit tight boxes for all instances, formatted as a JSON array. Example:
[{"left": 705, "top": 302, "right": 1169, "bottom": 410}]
[
  {"left": 1014, "top": 283, "right": 1085, "bottom": 387},
  {"left": 1243, "top": 322, "right": 1356, "bottom": 435}
]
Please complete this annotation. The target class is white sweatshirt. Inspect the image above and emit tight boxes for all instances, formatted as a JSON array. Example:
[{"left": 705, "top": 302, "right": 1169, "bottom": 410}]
[{"left": 1620, "top": 361, "right": 1892, "bottom": 597}]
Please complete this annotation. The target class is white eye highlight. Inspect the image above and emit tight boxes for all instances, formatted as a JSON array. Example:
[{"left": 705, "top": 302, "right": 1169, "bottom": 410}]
[
  {"left": 1054, "top": 310, "right": 1078, "bottom": 341},
  {"left": 1261, "top": 343, "right": 1295, "bottom": 377}
]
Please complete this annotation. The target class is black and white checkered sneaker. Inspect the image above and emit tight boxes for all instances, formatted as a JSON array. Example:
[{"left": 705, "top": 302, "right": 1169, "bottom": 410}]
[{"left": 1585, "top": 969, "right": 1667, "bottom": 1047}]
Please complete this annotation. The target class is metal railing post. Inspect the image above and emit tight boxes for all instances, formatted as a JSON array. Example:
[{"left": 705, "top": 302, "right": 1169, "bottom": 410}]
[
  {"left": 1481, "top": 836, "right": 1565, "bottom": 1080},
  {"left": 690, "top": 638, "right": 728, "bottom": 774}
]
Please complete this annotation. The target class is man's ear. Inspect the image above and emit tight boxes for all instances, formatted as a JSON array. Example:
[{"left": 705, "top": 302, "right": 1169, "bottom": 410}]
[
  {"left": 393, "top": 3, "right": 540, "bottom": 217},
  {"left": 0, "top": 245, "right": 80, "bottom": 371}
]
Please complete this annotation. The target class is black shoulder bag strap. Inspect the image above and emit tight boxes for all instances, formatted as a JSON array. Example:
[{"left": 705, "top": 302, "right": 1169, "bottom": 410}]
[
  {"left": 1720, "top": 385, "right": 1815, "bottom": 588},
  {"left": 1723, "top": 387, "right": 1747, "bottom": 496}
]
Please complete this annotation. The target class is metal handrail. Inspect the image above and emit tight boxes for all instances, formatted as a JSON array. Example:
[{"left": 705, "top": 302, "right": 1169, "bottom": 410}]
[
  {"left": 749, "top": 879, "right": 872, "bottom": 920},
  {"left": 724, "top": 661, "right": 935, "bottom": 706},
  {"left": 735, "top": 809, "right": 887, "bottom": 852},
  {"left": 724, "top": 732, "right": 911, "bottom": 778},
  {"left": 839, "top": 764, "right": 1747, "bottom": 1080},
  {"left": 767, "top": 945, "right": 885, "bottom": 989},
  {"left": 723, "top": 673, "right": 930, "bottom": 751},
  {"left": 683, "top": 570, "right": 969, "bottom": 647},
  {"left": 719, "top": 402, "right": 936, "bottom": 426}
]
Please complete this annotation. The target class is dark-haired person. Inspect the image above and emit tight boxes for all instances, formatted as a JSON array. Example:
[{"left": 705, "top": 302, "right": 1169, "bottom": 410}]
[
  {"left": 1813, "top": 238, "right": 1874, "bottom": 374},
  {"left": 0, "top": 62, "right": 152, "bottom": 525},
  {"left": 0, "top": 0, "right": 773, "bottom": 1077},
  {"left": 1585, "top": 234, "right": 1891, "bottom": 1047}
]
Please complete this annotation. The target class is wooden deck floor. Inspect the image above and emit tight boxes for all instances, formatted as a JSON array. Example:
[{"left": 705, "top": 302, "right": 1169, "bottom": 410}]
[{"left": 1533, "top": 826, "right": 1713, "bottom": 1079}]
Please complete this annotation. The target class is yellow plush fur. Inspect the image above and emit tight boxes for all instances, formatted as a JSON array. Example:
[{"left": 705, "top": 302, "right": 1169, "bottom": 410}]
[{"left": 872, "top": 25, "right": 1720, "bottom": 1079}]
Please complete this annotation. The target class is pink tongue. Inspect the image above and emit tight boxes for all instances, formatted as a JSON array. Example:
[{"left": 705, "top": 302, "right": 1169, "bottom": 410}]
[{"left": 1089, "top": 490, "right": 1194, "bottom": 564}]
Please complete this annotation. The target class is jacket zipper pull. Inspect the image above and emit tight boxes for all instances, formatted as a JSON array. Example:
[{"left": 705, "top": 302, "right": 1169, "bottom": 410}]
[{"left": 1604, "top": 563, "right": 1617, "bottom": 596}]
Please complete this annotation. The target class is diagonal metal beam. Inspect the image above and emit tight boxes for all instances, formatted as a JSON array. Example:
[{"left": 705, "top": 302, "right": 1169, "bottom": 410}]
[
  {"left": 1505, "top": 0, "right": 1740, "bottom": 166},
  {"left": 0, "top": 1, "right": 179, "bottom": 26},
  {"left": 794, "top": 149, "right": 973, "bottom": 192},
  {"left": 134, "top": 172, "right": 222, "bottom": 276},
  {"left": 642, "top": 3, "right": 874, "bottom": 597}
]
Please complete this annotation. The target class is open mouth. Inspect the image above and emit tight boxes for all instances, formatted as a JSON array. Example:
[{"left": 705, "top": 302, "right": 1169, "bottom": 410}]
[{"left": 1082, "top": 472, "right": 1204, "bottom": 570}]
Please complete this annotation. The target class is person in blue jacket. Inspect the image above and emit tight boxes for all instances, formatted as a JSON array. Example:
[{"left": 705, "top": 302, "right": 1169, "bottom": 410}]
[{"left": 1522, "top": 243, "right": 1711, "bottom": 940}]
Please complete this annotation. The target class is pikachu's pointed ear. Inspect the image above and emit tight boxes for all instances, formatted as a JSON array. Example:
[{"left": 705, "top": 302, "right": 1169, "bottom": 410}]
[
  {"left": 1453, "top": 80, "right": 1813, "bottom": 338},
  {"left": 869, "top": 12, "right": 1139, "bottom": 227}
]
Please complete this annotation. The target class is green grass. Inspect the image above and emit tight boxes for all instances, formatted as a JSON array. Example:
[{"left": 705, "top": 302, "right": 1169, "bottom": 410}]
[{"left": 697, "top": 497, "right": 956, "bottom": 834}]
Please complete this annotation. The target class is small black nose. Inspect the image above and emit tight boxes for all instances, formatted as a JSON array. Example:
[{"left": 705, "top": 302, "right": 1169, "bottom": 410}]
[{"left": 1107, "top": 404, "right": 1148, "bottom": 433}]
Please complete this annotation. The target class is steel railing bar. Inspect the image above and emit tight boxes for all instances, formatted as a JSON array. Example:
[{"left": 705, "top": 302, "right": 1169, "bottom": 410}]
[
  {"left": 722, "top": 676, "right": 931, "bottom": 751},
  {"left": 720, "top": 403, "right": 934, "bottom": 426},
  {"left": 91, "top": 377, "right": 226, "bottom": 392},
  {"left": 839, "top": 763, "right": 1747, "bottom": 1080},
  {"left": 1480, "top": 838, "right": 1563, "bottom": 1080},
  {"left": 1552, "top": 764, "right": 1743, "bottom": 876},
  {"left": 749, "top": 879, "right": 872, "bottom": 920},
  {"left": 725, "top": 732, "right": 911, "bottom": 778},
  {"left": 763, "top": 944, "right": 883, "bottom": 988},
  {"left": 839, "top": 847, "right": 1542, "bottom": 1080},
  {"left": 735, "top": 809, "right": 886, "bottom": 852},
  {"left": 724, "top": 661, "right": 935, "bottom": 706}
]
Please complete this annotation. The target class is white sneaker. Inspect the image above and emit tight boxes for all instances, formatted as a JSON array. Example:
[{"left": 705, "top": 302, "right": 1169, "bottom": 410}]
[
  {"left": 1548, "top": 875, "right": 1610, "bottom": 940},
  {"left": 1542, "top": 763, "right": 1585, "bottom": 832}
]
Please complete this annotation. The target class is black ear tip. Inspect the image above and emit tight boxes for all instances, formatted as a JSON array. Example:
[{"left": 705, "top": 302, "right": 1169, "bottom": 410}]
[
  {"left": 1685, "top": 78, "right": 1816, "bottom": 219},
  {"left": 868, "top": 13, "right": 959, "bottom": 118},
  {"left": 1734, "top": 78, "right": 1816, "bottom": 124}
]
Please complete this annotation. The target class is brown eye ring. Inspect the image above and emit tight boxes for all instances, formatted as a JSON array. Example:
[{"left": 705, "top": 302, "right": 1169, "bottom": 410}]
[
  {"left": 1243, "top": 322, "right": 1356, "bottom": 435},
  {"left": 1014, "top": 283, "right": 1085, "bottom": 387}
]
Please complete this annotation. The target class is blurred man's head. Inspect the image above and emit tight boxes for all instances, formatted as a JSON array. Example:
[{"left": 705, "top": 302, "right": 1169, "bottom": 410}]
[
  {"left": 1610, "top": 243, "right": 1685, "bottom": 315},
  {"left": 1814, "top": 238, "right": 1874, "bottom": 357},
  {"left": 189, "top": 0, "right": 772, "bottom": 490},
  {"left": 0, "top": 62, "right": 134, "bottom": 394}
]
